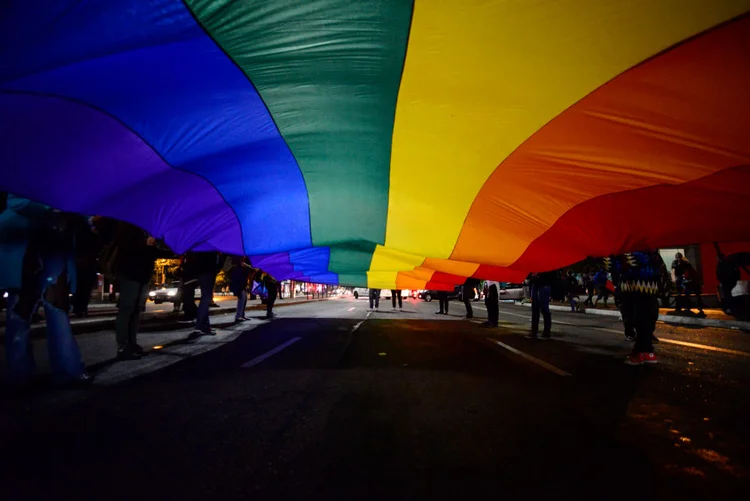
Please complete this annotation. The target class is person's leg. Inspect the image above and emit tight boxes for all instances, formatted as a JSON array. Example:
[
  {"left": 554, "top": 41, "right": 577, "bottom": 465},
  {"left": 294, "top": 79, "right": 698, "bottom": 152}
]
[
  {"left": 369, "top": 289, "right": 375, "bottom": 309},
  {"left": 445, "top": 295, "right": 449, "bottom": 314},
  {"left": 39, "top": 253, "right": 87, "bottom": 383},
  {"left": 374, "top": 290, "right": 380, "bottom": 309},
  {"left": 488, "top": 284, "right": 499, "bottom": 326},
  {"left": 721, "top": 282, "right": 735, "bottom": 313},
  {"left": 116, "top": 279, "right": 140, "bottom": 353},
  {"left": 196, "top": 273, "right": 215, "bottom": 332},
  {"left": 539, "top": 286, "right": 552, "bottom": 337},
  {"left": 128, "top": 282, "right": 149, "bottom": 349},
  {"left": 693, "top": 285, "right": 705, "bottom": 314},
  {"left": 397, "top": 292, "right": 402, "bottom": 309},
  {"left": 266, "top": 286, "right": 277, "bottom": 318},
  {"left": 235, "top": 290, "right": 247, "bottom": 320},
  {"left": 464, "top": 293, "right": 473, "bottom": 318},
  {"left": 5, "top": 250, "right": 44, "bottom": 384},
  {"left": 181, "top": 283, "right": 197, "bottom": 320},
  {"left": 619, "top": 293, "right": 636, "bottom": 341},
  {"left": 530, "top": 285, "right": 540, "bottom": 336},
  {"left": 391, "top": 290, "right": 397, "bottom": 309},
  {"left": 632, "top": 295, "right": 657, "bottom": 359}
]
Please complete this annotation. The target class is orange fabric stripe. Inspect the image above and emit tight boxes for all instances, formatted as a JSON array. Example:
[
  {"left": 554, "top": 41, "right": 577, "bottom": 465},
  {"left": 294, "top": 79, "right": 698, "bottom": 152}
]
[{"left": 451, "top": 16, "right": 750, "bottom": 268}]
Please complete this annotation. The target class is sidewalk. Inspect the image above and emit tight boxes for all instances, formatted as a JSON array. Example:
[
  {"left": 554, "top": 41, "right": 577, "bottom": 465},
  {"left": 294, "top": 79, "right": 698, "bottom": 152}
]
[
  {"left": 0, "top": 295, "right": 332, "bottom": 340},
  {"left": 516, "top": 301, "right": 750, "bottom": 330}
]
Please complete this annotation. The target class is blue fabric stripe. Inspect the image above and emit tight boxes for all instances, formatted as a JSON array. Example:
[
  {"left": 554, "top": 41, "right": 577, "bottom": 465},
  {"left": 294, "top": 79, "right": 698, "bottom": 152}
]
[{"left": 0, "top": 0, "right": 312, "bottom": 254}]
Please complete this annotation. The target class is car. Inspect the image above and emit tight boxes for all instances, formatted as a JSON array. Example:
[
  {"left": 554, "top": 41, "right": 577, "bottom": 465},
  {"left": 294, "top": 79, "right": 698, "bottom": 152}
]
[
  {"left": 352, "top": 287, "right": 368, "bottom": 299},
  {"left": 419, "top": 287, "right": 461, "bottom": 302},
  {"left": 498, "top": 283, "right": 525, "bottom": 301},
  {"left": 149, "top": 282, "right": 202, "bottom": 304}
]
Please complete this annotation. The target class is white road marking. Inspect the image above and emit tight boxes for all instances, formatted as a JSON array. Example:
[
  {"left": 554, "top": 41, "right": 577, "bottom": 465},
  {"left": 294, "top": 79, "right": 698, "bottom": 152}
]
[
  {"left": 593, "top": 327, "right": 750, "bottom": 357},
  {"left": 656, "top": 338, "right": 750, "bottom": 357},
  {"left": 348, "top": 307, "right": 356, "bottom": 311},
  {"left": 352, "top": 311, "right": 372, "bottom": 333},
  {"left": 241, "top": 337, "right": 301, "bottom": 368},
  {"left": 489, "top": 339, "right": 571, "bottom": 377}
]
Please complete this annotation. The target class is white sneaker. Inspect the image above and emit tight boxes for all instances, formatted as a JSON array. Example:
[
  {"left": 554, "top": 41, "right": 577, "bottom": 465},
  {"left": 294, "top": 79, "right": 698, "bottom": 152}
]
[{"left": 391, "top": 307, "right": 396, "bottom": 311}]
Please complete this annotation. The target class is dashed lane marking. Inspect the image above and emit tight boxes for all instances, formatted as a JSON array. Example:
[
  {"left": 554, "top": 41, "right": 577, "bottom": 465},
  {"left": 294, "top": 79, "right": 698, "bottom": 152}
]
[
  {"left": 488, "top": 339, "right": 572, "bottom": 377},
  {"left": 241, "top": 337, "right": 302, "bottom": 368}
]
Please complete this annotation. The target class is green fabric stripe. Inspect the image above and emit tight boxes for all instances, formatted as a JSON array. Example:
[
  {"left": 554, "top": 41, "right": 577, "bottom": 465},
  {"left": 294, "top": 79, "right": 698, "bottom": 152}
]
[{"left": 185, "top": 0, "right": 413, "bottom": 279}]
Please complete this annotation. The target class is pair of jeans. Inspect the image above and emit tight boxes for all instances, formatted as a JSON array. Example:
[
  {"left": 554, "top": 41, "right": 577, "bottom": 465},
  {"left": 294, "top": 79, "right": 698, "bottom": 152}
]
[
  {"left": 368, "top": 289, "right": 380, "bottom": 309},
  {"left": 391, "top": 290, "right": 402, "bottom": 309},
  {"left": 6, "top": 251, "right": 85, "bottom": 384},
  {"left": 485, "top": 284, "right": 499, "bottom": 326},
  {"left": 235, "top": 289, "right": 248, "bottom": 319},
  {"left": 629, "top": 294, "right": 659, "bottom": 354},
  {"left": 115, "top": 278, "right": 149, "bottom": 349},
  {"left": 196, "top": 272, "right": 216, "bottom": 331},
  {"left": 531, "top": 284, "right": 551, "bottom": 336},
  {"left": 438, "top": 291, "right": 450, "bottom": 314}
]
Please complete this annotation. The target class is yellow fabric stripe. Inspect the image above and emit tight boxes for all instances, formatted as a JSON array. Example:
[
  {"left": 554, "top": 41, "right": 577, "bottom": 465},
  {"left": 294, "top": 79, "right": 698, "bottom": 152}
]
[
  {"left": 368, "top": 244, "right": 425, "bottom": 289},
  {"left": 385, "top": 0, "right": 750, "bottom": 263}
]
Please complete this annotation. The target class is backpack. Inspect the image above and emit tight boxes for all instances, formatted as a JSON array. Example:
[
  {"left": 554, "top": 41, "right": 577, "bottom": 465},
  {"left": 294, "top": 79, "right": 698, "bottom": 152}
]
[{"left": 99, "top": 242, "right": 119, "bottom": 281}]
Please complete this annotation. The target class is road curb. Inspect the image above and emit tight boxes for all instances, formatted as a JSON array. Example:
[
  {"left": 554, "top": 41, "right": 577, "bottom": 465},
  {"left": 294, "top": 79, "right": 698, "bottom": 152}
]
[{"left": 514, "top": 301, "right": 750, "bottom": 330}]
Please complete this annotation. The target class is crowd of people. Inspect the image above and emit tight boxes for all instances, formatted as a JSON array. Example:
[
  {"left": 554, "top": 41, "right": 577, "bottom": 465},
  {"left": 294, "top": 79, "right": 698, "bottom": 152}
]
[
  {"left": 2, "top": 193, "right": 747, "bottom": 384},
  {"left": 0, "top": 195, "right": 280, "bottom": 387}
]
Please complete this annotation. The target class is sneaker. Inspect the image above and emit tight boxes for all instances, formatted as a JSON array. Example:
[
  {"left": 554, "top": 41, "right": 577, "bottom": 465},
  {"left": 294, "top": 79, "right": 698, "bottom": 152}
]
[
  {"left": 643, "top": 352, "right": 658, "bottom": 364},
  {"left": 625, "top": 335, "right": 635, "bottom": 342},
  {"left": 436, "top": 311, "right": 444, "bottom": 315},
  {"left": 177, "top": 318, "right": 196, "bottom": 324},
  {"left": 624, "top": 353, "right": 643, "bottom": 366},
  {"left": 697, "top": 311, "right": 707, "bottom": 318},
  {"left": 198, "top": 327, "right": 217, "bottom": 336},
  {"left": 525, "top": 334, "right": 538, "bottom": 340},
  {"left": 540, "top": 334, "right": 552, "bottom": 340}
]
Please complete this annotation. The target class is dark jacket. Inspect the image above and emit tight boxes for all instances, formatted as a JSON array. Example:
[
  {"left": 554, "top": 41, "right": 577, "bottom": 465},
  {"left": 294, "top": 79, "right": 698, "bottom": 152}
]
[
  {"left": 183, "top": 251, "right": 221, "bottom": 280},
  {"left": 229, "top": 256, "right": 252, "bottom": 294},
  {"left": 114, "top": 222, "right": 166, "bottom": 284}
]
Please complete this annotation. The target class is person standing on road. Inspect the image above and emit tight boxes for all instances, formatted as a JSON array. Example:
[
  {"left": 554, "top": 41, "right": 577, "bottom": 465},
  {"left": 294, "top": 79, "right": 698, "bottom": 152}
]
[
  {"left": 681, "top": 259, "right": 706, "bottom": 317},
  {"left": 368, "top": 288, "right": 381, "bottom": 311},
  {"left": 229, "top": 256, "right": 252, "bottom": 322},
  {"left": 671, "top": 252, "right": 688, "bottom": 311},
  {"left": 483, "top": 280, "right": 499, "bottom": 327},
  {"left": 564, "top": 270, "right": 579, "bottom": 312},
  {"left": 714, "top": 243, "right": 744, "bottom": 315},
  {"left": 592, "top": 269, "right": 610, "bottom": 307},
  {"left": 584, "top": 269, "right": 596, "bottom": 307},
  {"left": 463, "top": 277, "right": 480, "bottom": 319},
  {"left": 390, "top": 289, "right": 403, "bottom": 311},
  {"left": 606, "top": 251, "right": 665, "bottom": 365},
  {"left": 527, "top": 271, "right": 555, "bottom": 339},
  {"left": 113, "top": 221, "right": 170, "bottom": 360}
]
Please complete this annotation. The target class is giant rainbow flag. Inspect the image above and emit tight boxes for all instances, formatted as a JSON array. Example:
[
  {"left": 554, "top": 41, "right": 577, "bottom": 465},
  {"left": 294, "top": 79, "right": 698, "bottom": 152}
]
[{"left": 2, "top": 0, "right": 749, "bottom": 289}]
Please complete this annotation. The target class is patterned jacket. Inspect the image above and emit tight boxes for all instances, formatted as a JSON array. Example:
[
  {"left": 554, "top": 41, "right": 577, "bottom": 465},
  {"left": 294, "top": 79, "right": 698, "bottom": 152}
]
[{"left": 603, "top": 251, "right": 669, "bottom": 296}]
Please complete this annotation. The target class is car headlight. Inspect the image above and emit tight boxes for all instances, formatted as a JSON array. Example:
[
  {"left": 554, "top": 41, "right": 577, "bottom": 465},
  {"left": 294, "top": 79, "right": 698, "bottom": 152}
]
[
  {"left": 167, "top": 290, "right": 177, "bottom": 296},
  {"left": 2, "top": 292, "right": 8, "bottom": 299},
  {"left": 149, "top": 291, "right": 156, "bottom": 297}
]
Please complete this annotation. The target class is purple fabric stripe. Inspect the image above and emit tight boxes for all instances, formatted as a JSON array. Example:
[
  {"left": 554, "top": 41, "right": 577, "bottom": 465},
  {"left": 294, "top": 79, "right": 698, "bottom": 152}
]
[{"left": 0, "top": 92, "right": 243, "bottom": 254}]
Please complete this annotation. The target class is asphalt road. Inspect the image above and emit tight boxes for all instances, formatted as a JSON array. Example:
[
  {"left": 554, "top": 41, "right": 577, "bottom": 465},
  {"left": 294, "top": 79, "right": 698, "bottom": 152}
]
[{"left": 1, "top": 296, "right": 749, "bottom": 500}]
